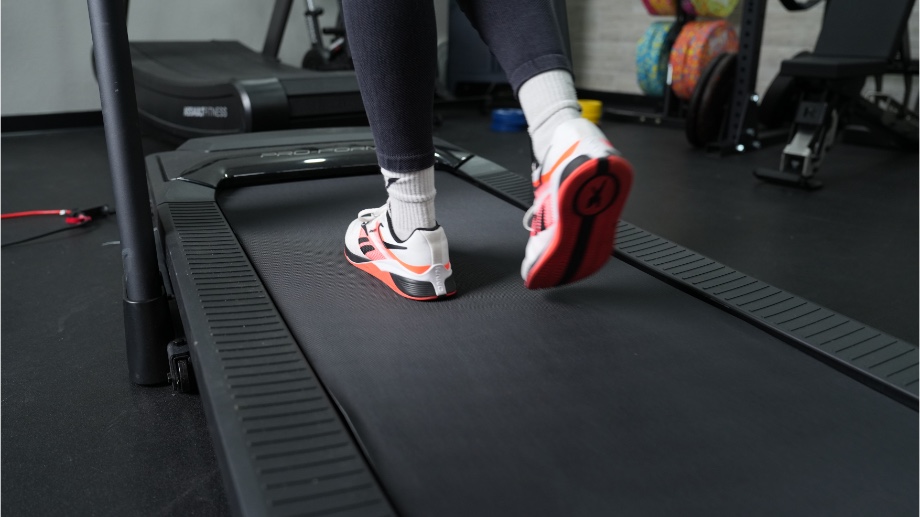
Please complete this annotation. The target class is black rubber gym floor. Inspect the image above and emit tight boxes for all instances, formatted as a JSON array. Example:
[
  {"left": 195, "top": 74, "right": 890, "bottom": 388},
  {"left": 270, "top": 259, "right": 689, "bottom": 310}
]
[{"left": 2, "top": 110, "right": 917, "bottom": 515}]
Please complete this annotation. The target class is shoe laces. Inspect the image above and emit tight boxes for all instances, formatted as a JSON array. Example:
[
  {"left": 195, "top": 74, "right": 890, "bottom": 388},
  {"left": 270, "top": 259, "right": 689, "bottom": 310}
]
[
  {"left": 523, "top": 188, "right": 552, "bottom": 233},
  {"left": 523, "top": 204, "right": 537, "bottom": 232}
]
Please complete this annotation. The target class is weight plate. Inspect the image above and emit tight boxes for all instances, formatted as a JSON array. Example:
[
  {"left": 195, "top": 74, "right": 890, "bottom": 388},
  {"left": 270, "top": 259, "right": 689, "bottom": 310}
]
[
  {"left": 491, "top": 108, "right": 527, "bottom": 132},
  {"left": 686, "top": 52, "right": 737, "bottom": 147},
  {"left": 670, "top": 20, "right": 738, "bottom": 100},
  {"left": 759, "top": 76, "right": 797, "bottom": 129},
  {"left": 759, "top": 50, "right": 810, "bottom": 129},
  {"left": 690, "top": 0, "right": 740, "bottom": 17},
  {"left": 641, "top": 0, "right": 677, "bottom": 15},
  {"left": 636, "top": 22, "right": 675, "bottom": 96}
]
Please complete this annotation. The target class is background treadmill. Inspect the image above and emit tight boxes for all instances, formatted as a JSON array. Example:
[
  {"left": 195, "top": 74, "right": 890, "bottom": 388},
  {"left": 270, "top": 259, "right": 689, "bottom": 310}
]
[{"left": 120, "top": 0, "right": 365, "bottom": 141}]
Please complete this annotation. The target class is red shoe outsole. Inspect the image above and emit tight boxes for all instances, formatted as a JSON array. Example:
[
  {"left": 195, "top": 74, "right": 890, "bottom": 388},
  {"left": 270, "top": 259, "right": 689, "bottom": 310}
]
[
  {"left": 345, "top": 250, "right": 457, "bottom": 301},
  {"left": 524, "top": 155, "right": 634, "bottom": 289}
]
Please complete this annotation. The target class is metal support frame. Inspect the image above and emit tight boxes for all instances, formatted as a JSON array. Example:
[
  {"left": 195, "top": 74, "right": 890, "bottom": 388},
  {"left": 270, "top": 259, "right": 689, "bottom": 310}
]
[
  {"left": 754, "top": 72, "right": 919, "bottom": 189},
  {"left": 754, "top": 99, "right": 836, "bottom": 189},
  {"left": 86, "top": 0, "right": 172, "bottom": 385},
  {"left": 303, "top": 0, "right": 326, "bottom": 56},
  {"left": 715, "top": 0, "right": 768, "bottom": 154},
  {"left": 263, "top": 0, "right": 294, "bottom": 59}
]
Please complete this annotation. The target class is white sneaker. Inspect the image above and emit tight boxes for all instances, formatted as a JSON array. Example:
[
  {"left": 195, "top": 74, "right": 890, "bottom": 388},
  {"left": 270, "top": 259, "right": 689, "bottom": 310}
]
[
  {"left": 344, "top": 205, "right": 456, "bottom": 300},
  {"left": 522, "top": 118, "right": 634, "bottom": 288}
]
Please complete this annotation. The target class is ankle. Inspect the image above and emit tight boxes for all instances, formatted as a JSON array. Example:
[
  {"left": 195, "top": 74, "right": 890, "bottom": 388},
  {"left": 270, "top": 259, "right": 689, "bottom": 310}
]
[
  {"left": 381, "top": 166, "right": 436, "bottom": 240},
  {"left": 518, "top": 69, "right": 582, "bottom": 160},
  {"left": 387, "top": 198, "right": 436, "bottom": 241}
]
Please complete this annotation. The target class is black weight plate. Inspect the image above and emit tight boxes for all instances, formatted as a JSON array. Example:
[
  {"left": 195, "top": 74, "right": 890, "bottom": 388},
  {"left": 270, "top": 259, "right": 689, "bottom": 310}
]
[
  {"left": 686, "top": 52, "right": 736, "bottom": 148},
  {"left": 759, "top": 75, "right": 797, "bottom": 129},
  {"left": 759, "top": 50, "right": 810, "bottom": 129},
  {"left": 685, "top": 52, "right": 727, "bottom": 147}
]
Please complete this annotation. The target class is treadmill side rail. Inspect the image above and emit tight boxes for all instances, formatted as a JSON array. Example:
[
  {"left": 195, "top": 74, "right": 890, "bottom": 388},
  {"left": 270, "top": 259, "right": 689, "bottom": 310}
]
[{"left": 157, "top": 193, "right": 396, "bottom": 517}]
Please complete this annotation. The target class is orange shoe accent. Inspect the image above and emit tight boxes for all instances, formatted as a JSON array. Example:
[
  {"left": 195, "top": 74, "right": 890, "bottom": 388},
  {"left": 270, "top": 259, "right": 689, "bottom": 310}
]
[
  {"left": 525, "top": 155, "right": 634, "bottom": 289},
  {"left": 370, "top": 222, "right": 431, "bottom": 275},
  {"left": 534, "top": 141, "right": 580, "bottom": 187},
  {"left": 345, "top": 250, "right": 456, "bottom": 301},
  {"left": 444, "top": 262, "right": 451, "bottom": 270}
]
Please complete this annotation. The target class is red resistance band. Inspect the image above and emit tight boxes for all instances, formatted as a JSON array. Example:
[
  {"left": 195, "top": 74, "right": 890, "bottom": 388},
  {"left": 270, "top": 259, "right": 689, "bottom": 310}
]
[{"left": 1, "top": 208, "right": 105, "bottom": 225}]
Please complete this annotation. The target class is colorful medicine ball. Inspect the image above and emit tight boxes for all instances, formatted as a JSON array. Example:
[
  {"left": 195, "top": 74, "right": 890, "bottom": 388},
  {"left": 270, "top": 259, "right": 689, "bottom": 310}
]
[
  {"left": 689, "top": 0, "right": 740, "bottom": 17},
  {"left": 636, "top": 22, "right": 675, "bottom": 97},
  {"left": 641, "top": 0, "right": 677, "bottom": 15},
  {"left": 669, "top": 20, "right": 739, "bottom": 100}
]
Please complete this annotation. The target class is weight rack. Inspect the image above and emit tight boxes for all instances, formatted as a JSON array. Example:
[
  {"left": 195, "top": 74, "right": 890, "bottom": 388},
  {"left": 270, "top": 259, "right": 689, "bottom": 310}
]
[
  {"left": 602, "top": 0, "right": 787, "bottom": 154},
  {"left": 709, "top": 0, "right": 790, "bottom": 155},
  {"left": 604, "top": 6, "right": 695, "bottom": 127}
]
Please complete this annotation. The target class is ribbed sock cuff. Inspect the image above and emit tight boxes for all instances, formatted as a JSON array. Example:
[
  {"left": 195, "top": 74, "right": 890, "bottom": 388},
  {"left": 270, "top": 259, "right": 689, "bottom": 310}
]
[
  {"left": 518, "top": 69, "right": 582, "bottom": 161},
  {"left": 381, "top": 166, "right": 436, "bottom": 240}
]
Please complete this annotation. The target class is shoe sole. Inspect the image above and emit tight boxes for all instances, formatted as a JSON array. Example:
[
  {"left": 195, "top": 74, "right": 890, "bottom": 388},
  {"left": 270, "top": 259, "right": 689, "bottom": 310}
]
[
  {"left": 345, "top": 248, "right": 457, "bottom": 301},
  {"left": 525, "top": 155, "right": 634, "bottom": 289}
]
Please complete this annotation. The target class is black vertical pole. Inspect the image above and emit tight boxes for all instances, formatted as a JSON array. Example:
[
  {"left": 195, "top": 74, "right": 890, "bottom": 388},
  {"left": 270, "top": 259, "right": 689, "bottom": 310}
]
[
  {"left": 86, "top": 0, "right": 171, "bottom": 385},
  {"left": 725, "top": 0, "right": 767, "bottom": 151},
  {"left": 263, "top": 0, "right": 294, "bottom": 58}
]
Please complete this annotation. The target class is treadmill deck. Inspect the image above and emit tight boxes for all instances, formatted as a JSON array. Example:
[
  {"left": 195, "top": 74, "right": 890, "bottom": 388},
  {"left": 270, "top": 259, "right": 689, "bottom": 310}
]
[{"left": 216, "top": 172, "right": 917, "bottom": 516}]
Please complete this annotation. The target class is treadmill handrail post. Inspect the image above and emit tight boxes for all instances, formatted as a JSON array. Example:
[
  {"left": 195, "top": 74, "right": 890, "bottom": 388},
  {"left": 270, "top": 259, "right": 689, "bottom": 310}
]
[
  {"left": 263, "top": 0, "right": 295, "bottom": 59},
  {"left": 87, "top": 0, "right": 171, "bottom": 385}
]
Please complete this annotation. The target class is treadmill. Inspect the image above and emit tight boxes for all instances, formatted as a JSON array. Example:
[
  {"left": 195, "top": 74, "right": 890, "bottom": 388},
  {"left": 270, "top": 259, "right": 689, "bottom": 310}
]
[
  {"left": 122, "top": 0, "right": 365, "bottom": 141},
  {"left": 87, "top": 1, "right": 918, "bottom": 516}
]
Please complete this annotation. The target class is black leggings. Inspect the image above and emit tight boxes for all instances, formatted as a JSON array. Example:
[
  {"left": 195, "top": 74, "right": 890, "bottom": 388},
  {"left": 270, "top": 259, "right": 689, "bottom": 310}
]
[{"left": 341, "top": 0, "right": 571, "bottom": 172}]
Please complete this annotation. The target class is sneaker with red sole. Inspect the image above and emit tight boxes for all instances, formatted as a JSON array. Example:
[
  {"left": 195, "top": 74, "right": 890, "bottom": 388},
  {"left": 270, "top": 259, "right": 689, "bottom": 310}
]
[
  {"left": 344, "top": 205, "right": 456, "bottom": 300},
  {"left": 522, "top": 118, "right": 634, "bottom": 289}
]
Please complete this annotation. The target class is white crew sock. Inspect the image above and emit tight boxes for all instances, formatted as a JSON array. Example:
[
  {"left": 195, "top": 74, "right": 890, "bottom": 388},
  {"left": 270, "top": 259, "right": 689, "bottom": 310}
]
[
  {"left": 381, "top": 166, "right": 436, "bottom": 241},
  {"left": 517, "top": 69, "right": 583, "bottom": 163}
]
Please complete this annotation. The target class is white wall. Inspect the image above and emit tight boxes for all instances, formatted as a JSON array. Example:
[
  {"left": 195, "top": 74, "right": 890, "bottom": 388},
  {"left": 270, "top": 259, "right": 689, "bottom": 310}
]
[
  {"left": 2, "top": 1, "right": 101, "bottom": 116},
  {"left": 1, "top": 0, "right": 915, "bottom": 116}
]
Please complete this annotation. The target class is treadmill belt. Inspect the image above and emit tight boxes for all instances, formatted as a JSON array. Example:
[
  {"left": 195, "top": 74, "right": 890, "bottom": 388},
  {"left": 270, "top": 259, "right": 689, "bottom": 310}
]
[{"left": 219, "top": 172, "right": 917, "bottom": 516}]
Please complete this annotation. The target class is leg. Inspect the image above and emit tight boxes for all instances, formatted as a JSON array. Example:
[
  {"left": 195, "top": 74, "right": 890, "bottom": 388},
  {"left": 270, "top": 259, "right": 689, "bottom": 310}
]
[
  {"left": 458, "top": 0, "right": 635, "bottom": 288},
  {"left": 455, "top": 0, "right": 570, "bottom": 93},
  {"left": 342, "top": 0, "right": 437, "bottom": 238},
  {"left": 343, "top": 0, "right": 438, "bottom": 174},
  {"left": 455, "top": 0, "right": 578, "bottom": 161},
  {"left": 341, "top": 0, "right": 454, "bottom": 300}
]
